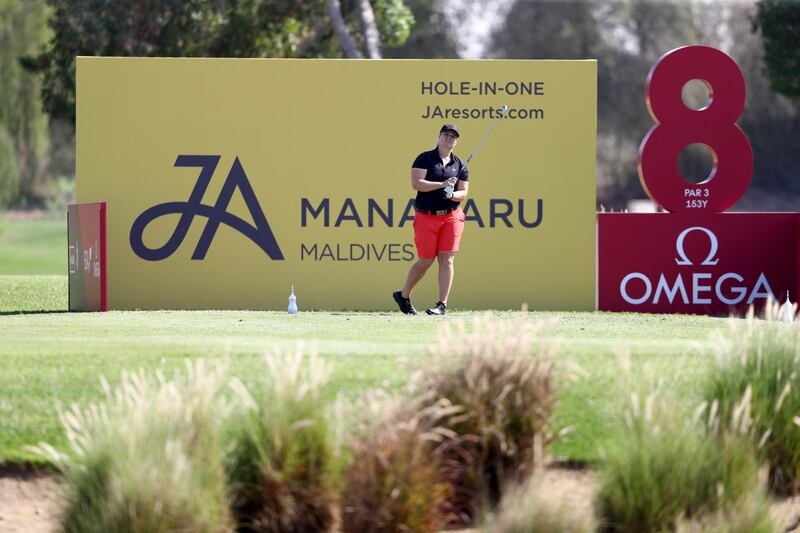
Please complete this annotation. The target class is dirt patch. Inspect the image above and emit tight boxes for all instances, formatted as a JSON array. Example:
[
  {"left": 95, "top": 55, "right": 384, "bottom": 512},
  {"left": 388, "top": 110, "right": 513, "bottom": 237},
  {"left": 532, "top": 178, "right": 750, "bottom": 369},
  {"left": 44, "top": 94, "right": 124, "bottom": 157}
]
[
  {"left": 773, "top": 494, "right": 800, "bottom": 531},
  {"left": 539, "top": 466, "right": 596, "bottom": 523},
  {"left": 0, "top": 474, "right": 62, "bottom": 533},
  {"left": 0, "top": 468, "right": 592, "bottom": 532},
  {"left": 1, "top": 467, "right": 800, "bottom": 531}
]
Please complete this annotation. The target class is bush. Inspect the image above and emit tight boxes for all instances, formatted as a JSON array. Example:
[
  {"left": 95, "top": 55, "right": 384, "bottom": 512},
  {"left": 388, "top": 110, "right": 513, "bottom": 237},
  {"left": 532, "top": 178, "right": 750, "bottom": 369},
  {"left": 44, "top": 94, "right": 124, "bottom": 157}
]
[
  {"left": 31, "top": 361, "right": 233, "bottom": 533},
  {"left": 415, "top": 316, "right": 558, "bottom": 523},
  {"left": 481, "top": 468, "right": 595, "bottom": 533},
  {"left": 339, "top": 393, "right": 453, "bottom": 533},
  {"left": 225, "top": 345, "right": 335, "bottom": 532},
  {"left": 705, "top": 317, "right": 800, "bottom": 494},
  {"left": 595, "top": 390, "right": 767, "bottom": 532}
]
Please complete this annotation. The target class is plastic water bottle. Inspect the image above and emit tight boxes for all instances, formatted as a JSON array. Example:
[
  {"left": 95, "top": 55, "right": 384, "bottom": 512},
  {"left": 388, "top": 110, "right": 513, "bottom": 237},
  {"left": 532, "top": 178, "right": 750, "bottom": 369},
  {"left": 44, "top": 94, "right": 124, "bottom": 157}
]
[
  {"left": 782, "top": 291, "right": 793, "bottom": 324},
  {"left": 288, "top": 286, "right": 298, "bottom": 315}
]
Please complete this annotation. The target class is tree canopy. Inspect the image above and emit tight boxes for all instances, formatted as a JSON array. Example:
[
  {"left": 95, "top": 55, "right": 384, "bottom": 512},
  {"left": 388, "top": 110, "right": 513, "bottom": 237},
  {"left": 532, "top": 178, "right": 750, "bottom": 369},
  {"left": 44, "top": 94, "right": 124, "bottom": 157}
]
[
  {"left": 22, "top": 0, "right": 414, "bottom": 123},
  {"left": 486, "top": 0, "right": 800, "bottom": 208},
  {"left": 7, "top": 0, "right": 800, "bottom": 210},
  {"left": 755, "top": 0, "right": 800, "bottom": 102}
]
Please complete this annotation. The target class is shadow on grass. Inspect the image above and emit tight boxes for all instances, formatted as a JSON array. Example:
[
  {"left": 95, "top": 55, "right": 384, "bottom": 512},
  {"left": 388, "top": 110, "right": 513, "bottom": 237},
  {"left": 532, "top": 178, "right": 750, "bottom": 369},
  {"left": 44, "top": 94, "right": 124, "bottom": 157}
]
[
  {"left": 0, "top": 310, "right": 69, "bottom": 316},
  {"left": 0, "top": 460, "right": 58, "bottom": 479}
]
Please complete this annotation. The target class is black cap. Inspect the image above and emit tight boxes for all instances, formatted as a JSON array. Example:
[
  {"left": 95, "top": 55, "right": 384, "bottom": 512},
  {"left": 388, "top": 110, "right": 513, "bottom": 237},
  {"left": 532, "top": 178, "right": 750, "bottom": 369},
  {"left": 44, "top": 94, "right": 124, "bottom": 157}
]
[{"left": 439, "top": 124, "right": 460, "bottom": 137}]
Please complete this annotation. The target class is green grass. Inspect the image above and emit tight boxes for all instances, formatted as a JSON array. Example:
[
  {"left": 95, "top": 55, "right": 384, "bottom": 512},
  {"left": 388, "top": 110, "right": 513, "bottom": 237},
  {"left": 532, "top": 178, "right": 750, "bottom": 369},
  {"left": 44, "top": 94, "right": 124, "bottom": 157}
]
[
  {"left": 0, "top": 216, "right": 65, "bottom": 275},
  {"left": 0, "top": 278, "right": 729, "bottom": 466},
  {"left": 0, "top": 216, "right": 733, "bottom": 467},
  {"left": 0, "top": 275, "right": 67, "bottom": 312}
]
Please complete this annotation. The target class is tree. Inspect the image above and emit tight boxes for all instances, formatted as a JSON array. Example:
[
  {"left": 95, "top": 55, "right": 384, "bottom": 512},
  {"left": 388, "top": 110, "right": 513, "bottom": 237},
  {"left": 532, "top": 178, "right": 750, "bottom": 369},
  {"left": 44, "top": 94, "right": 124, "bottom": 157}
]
[
  {"left": 23, "top": 0, "right": 414, "bottom": 123},
  {"left": 755, "top": 0, "right": 800, "bottom": 102},
  {"left": 485, "top": 0, "right": 800, "bottom": 209},
  {"left": 0, "top": 126, "right": 18, "bottom": 207},
  {"left": 381, "top": 0, "right": 459, "bottom": 59},
  {"left": 328, "top": 0, "right": 364, "bottom": 57},
  {"left": 489, "top": 0, "right": 603, "bottom": 60},
  {"left": 728, "top": 1, "right": 800, "bottom": 206},
  {"left": 327, "top": 0, "right": 413, "bottom": 58},
  {"left": 0, "top": 0, "right": 50, "bottom": 206}
]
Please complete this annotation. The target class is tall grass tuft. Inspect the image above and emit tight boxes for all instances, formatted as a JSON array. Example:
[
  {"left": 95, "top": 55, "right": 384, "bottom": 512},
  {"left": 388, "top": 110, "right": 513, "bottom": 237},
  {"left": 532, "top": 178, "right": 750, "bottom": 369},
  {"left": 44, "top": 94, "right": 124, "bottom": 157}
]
[
  {"left": 30, "top": 361, "right": 233, "bottom": 533},
  {"left": 595, "top": 388, "right": 769, "bottom": 532},
  {"left": 705, "top": 314, "right": 800, "bottom": 494},
  {"left": 416, "top": 316, "right": 558, "bottom": 522},
  {"left": 225, "top": 344, "right": 335, "bottom": 532},
  {"left": 339, "top": 392, "right": 454, "bottom": 533}
]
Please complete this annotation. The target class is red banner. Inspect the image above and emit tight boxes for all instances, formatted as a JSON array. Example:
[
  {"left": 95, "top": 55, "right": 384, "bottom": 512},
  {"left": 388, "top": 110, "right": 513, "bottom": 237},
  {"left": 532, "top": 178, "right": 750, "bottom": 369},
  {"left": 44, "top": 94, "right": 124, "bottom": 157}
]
[
  {"left": 598, "top": 213, "right": 799, "bottom": 314},
  {"left": 68, "top": 202, "right": 107, "bottom": 312}
]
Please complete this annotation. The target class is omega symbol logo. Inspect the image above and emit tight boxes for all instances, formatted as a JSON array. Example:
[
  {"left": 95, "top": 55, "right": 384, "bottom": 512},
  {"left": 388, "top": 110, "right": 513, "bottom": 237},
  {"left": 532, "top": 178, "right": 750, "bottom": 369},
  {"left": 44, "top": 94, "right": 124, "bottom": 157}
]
[
  {"left": 130, "top": 155, "right": 284, "bottom": 261},
  {"left": 675, "top": 226, "right": 719, "bottom": 266}
]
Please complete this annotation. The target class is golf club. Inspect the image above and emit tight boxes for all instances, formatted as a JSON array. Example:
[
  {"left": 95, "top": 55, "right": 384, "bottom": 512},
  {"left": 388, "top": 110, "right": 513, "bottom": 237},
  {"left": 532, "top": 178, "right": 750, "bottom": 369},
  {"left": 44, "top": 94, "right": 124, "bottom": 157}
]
[
  {"left": 467, "top": 104, "right": 509, "bottom": 164},
  {"left": 445, "top": 104, "right": 508, "bottom": 197}
]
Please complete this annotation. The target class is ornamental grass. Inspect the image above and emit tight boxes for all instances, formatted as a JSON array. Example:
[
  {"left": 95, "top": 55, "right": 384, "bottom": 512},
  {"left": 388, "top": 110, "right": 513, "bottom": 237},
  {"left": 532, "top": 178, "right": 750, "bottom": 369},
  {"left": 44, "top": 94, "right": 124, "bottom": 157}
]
[
  {"left": 705, "top": 310, "right": 800, "bottom": 494},
  {"left": 415, "top": 316, "right": 558, "bottom": 523},
  {"left": 31, "top": 361, "right": 233, "bottom": 533},
  {"left": 595, "top": 386, "right": 770, "bottom": 533},
  {"left": 339, "top": 392, "right": 454, "bottom": 533},
  {"left": 224, "top": 344, "right": 336, "bottom": 532}
]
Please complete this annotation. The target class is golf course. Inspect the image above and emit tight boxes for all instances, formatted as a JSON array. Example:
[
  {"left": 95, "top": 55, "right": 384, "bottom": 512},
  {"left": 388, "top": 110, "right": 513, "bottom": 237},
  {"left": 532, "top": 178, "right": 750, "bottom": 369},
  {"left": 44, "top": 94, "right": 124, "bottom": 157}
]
[{"left": 0, "top": 213, "right": 736, "bottom": 467}]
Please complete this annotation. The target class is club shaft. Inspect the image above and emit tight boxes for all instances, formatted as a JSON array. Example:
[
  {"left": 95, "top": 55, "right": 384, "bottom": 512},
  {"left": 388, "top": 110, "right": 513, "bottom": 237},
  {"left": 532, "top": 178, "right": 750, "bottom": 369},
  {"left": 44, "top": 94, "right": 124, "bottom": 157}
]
[{"left": 466, "top": 112, "right": 506, "bottom": 163}]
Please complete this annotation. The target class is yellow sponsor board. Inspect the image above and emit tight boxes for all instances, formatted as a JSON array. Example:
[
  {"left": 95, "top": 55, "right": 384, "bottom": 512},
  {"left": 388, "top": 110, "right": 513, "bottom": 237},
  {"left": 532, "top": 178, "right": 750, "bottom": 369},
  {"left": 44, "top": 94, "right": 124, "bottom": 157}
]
[{"left": 77, "top": 58, "right": 596, "bottom": 310}]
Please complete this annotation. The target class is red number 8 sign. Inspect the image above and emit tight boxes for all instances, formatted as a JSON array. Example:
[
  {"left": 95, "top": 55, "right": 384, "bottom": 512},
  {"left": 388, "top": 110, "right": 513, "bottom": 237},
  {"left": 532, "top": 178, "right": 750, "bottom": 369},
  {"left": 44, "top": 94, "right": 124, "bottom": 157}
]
[{"left": 638, "top": 46, "right": 753, "bottom": 213}]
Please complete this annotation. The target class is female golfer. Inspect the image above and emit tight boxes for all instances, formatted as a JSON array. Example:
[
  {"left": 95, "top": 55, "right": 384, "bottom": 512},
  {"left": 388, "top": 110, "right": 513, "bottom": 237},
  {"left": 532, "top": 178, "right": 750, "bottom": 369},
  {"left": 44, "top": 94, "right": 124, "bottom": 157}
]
[{"left": 393, "top": 123, "right": 469, "bottom": 316}]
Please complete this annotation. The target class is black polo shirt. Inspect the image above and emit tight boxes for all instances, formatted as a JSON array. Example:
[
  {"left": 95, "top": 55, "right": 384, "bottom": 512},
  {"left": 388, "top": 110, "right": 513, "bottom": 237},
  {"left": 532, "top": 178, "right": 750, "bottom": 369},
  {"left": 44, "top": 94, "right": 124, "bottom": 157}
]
[{"left": 411, "top": 148, "right": 469, "bottom": 212}]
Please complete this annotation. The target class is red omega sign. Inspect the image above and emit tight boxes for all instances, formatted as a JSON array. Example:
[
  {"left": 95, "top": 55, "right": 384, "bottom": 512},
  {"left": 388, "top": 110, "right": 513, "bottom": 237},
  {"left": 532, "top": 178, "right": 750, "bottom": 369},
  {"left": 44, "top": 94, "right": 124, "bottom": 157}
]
[
  {"left": 638, "top": 45, "right": 754, "bottom": 213},
  {"left": 598, "top": 45, "right": 798, "bottom": 315},
  {"left": 598, "top": 213, "right": 798, "bottom": 314}
]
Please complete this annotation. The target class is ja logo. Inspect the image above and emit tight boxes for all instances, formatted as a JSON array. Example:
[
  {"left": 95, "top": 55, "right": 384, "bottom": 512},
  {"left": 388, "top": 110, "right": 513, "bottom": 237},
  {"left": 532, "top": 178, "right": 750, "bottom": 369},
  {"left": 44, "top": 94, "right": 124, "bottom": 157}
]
[{"left": 130, "top": 155, "right": 284, "bottom": 261}]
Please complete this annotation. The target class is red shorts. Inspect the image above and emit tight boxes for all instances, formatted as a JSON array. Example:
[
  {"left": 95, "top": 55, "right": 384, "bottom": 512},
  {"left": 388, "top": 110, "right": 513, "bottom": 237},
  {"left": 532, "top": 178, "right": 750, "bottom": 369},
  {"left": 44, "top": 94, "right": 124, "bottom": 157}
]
[{"left": 413, "top": 208, "right": 466, "bottom": 259}]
